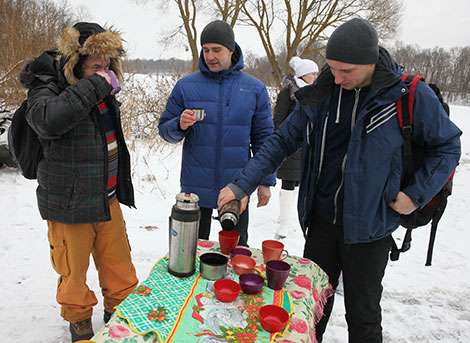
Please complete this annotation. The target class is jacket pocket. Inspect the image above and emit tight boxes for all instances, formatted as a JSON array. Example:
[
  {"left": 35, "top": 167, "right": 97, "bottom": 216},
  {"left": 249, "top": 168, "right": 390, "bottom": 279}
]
[{"left": 47, "top": 231, "right": 70, "bottom": 276}]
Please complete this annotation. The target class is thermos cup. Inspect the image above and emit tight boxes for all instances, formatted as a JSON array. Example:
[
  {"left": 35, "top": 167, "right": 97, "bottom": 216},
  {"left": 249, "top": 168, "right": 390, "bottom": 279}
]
[{"left": 218, "top": 199, "right": 240, "bottom": 230}]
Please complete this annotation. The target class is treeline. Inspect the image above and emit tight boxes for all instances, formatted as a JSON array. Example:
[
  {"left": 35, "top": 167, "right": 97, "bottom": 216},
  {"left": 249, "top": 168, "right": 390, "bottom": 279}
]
[
  {"left": 125, "top": 43, "right": 470, "bottom": 104},
  {"left": 2, "top": 0, "right": 469, "bottom": 112},
  {"left": 389, "top": 43, "right": 470, "bottom": 103},
  {"left": 125, "top": 59, "right": 192, "bottom": 75}
]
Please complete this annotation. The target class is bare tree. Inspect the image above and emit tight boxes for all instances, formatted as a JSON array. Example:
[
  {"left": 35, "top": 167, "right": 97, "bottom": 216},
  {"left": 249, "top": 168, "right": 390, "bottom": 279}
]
[
  {"left": 136, "top": 0, "right": 403, "bottom": 84},
  {"left": 0, "top": 0, "right": 76, "bottom": 110},
  {"left": 449, "top": 46, "right": 470, "bottom": 102},
  {"left": 390, "top": 42, "right": 470, "bottom": 103},
  {"left": 135, "top": 0, "right": 200, "bottom": 72},
  {"left": 359, "top": 0, "right": 403, "bottom": 39},
  {"left": 211, "top": 0, "right": 243, "bottom": 25},
  {"left": 236, "top": 0, "right": 404, "bottom": 87}
]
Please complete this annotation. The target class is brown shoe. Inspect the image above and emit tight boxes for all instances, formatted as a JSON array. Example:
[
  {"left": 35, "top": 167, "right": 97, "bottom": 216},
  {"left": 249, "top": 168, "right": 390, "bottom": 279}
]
[{"left": 69, "top": 318, "right": 94, "bottom": 342}]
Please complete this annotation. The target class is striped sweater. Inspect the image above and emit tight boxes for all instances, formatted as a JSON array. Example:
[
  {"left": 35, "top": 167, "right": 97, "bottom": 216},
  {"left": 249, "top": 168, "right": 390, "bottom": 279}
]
[{"left": 98, "top": 100, "right": 118, "bottom": 203}]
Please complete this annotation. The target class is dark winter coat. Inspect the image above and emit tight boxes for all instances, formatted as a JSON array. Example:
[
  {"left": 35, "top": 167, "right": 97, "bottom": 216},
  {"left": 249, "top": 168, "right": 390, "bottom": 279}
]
[
  {"left": 232, "top": 47, "right": 461, "bottom": 244},
  {"left": 273, "top": 75, "right": 301, "bottom": 181},
  {"left": 19, "top": 49, "right": 135, "bottom": 224},
  {"left": 158, "top": 43, "right": 275, "bottom": 208}
]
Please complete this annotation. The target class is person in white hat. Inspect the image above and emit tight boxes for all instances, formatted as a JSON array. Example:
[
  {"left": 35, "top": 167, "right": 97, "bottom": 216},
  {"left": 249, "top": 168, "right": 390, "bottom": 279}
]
[{"left": 273, "top": 56, "right": 318, "bottom": 239}]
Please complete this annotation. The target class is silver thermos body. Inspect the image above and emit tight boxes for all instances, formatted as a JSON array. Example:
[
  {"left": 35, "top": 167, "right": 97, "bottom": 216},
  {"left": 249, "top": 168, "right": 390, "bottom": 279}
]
[{"left": 168, "top": 193, "right": 200, "bottom": 277}]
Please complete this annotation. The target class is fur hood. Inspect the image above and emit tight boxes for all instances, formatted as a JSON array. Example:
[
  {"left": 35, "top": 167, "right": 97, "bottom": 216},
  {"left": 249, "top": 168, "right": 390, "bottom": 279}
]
[{"left": 57, "top": 26, "right": 124, "bottom": 85}]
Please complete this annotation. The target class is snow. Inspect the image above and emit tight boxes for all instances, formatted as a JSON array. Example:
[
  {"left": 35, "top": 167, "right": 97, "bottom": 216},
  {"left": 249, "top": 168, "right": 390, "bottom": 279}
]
[{"left": 1, "top": 106, "right": 470, "bottom": 342}]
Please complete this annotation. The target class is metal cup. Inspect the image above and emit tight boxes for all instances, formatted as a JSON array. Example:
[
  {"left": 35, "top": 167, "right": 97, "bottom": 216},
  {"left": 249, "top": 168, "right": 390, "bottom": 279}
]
[
  {"left": 192, "top": 108, "right": 205, "bottom": 121},
  {"left": 200, "top": 253, "right": 228, "bottom": 280}
]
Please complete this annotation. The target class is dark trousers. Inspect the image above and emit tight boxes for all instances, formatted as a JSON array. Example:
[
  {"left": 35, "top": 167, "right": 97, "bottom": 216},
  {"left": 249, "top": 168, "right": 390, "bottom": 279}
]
[
  {"left": 198, "top": 205, "right": 250, "bottom": 246},
  {"left": 304, "top": 212, "right": 392, "bottom": 343}
]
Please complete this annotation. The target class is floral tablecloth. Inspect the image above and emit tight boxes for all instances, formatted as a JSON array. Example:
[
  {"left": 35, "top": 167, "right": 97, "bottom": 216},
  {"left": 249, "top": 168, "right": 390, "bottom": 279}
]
[{"left": 91, "top": 240, "right": 333, "bottom": 343}]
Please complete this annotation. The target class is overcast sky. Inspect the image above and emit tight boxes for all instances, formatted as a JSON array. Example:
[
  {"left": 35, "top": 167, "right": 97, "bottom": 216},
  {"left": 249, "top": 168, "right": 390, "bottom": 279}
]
[{"left": 72, "top": 0, "right": 470, "bottom": 60}]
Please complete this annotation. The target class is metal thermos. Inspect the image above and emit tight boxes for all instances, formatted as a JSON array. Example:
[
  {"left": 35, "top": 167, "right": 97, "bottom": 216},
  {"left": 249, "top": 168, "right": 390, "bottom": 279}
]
[
  {"left": 218, "top": 199, "right": 240, "bottom": 230},
  {"left": 168, "top": 193, "right": 201, "bottom": 277}
]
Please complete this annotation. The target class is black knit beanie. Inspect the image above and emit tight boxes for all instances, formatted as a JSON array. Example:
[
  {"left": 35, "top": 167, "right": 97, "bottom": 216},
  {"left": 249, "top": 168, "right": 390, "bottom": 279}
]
[
  {"left": 326, "top": 18, "right": 379, "bottom": 65},
  {"left": 73, "top": 22, "right": 106, "bottom": 45},
  {"left": 200, "top": 20, "right": 235, "bottom": 51}
]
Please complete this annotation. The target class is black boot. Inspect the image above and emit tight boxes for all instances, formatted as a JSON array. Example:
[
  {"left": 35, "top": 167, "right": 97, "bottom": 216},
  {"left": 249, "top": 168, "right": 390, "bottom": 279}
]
[
  {"left": 104, "top": 310, "right": 113, "bottom": 324},
  {"left": 69, "top": 318, "right": 94, "bottom": 342}
]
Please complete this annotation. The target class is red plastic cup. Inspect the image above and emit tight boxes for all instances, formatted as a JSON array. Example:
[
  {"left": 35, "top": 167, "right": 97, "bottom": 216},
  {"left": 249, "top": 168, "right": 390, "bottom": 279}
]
[
  {"left": 259, "top": 305, "right": 289, "bottom": 332},
  {"left": 262, "top": 240, "right": 289, "bottom": 264},
  {"left": 218, "top": 230, "right": 240, "bottom": 255},
  {"left": 214, "top": 279, "right": 241, "bottom": 302}
]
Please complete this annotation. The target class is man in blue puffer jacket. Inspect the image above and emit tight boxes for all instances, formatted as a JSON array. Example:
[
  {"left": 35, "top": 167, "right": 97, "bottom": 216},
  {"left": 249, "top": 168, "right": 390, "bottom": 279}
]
[
  {"left": 159, "top": 20, "right": 275, "bottom": 246},
  {"left": 218, "top": 19, "right": 461, "bottom": 342}
]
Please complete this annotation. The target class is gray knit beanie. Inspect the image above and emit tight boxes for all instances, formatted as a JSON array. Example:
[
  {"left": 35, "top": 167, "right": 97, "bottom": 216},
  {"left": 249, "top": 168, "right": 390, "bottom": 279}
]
[
  {"left": 326, "top": 18, "right": 379, "bottom": 65},
  {"left": 200, "top": 20, "right": 235, "bottom": 51}
]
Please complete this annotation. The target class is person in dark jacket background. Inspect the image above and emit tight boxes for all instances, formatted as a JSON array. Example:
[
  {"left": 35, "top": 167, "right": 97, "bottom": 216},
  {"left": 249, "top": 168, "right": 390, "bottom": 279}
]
[
  {"left": 218, "top": 18, "right": 461, "bottom": 342},
  {"left": 273, "top": 56, "right": 318, "bottom": 239},
  {"left": 20, "top": 22, "right": 138, "bottom": 342},
  {"left": 158, "top": 20, "right": 275, "bottom": 246}
]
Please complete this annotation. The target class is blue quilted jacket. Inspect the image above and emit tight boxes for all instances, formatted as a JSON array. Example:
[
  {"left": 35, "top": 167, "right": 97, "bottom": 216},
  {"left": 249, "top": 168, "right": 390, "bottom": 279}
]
[{"left": 158, "top": 44, "right": 275, "bottom": 208}]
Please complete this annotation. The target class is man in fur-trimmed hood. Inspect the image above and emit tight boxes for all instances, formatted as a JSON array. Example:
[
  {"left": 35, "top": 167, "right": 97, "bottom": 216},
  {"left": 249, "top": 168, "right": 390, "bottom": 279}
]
[
  {"left": 19, "top": 22, "right": 138, "bottom": 342},
  {"left": 57, "top": 22, "right": 124, "bottom": 85}
]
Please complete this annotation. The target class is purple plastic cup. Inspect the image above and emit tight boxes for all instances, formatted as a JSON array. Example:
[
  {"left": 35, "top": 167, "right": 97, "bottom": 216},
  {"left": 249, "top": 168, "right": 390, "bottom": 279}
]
[
  {"left": 239, "top": 273, "right": 264, "bottom": 294},
  {"left": 230, "top": 247, "right": 252, "bottom": 261},
  {"left": 106, "top": 70, "right": 121, "bottom": 95},
  {"left": 266, "top": 260, "right": 290, "bottom": 290}
]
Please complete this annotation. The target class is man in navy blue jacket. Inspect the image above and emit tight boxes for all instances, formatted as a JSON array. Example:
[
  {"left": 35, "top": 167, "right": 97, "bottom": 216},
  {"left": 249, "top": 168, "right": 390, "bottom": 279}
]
[
  {"left": 218, "top": 18, "right": 461, "bottom": 342},
  {"left": 159, "top": 20, "right": 275, "bottom": 246}
]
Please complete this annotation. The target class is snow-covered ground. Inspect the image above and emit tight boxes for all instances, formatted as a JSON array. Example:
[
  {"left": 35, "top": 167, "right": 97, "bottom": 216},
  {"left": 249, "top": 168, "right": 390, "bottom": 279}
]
[{"left": 1, "top": 106, "right": 469, "bottom": 343}]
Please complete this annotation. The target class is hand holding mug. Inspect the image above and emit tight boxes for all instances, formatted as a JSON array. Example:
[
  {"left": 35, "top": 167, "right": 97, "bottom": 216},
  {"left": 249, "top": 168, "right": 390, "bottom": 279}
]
[
  {"left": 179, "top": 109, "right": 197, "bottom": 130},
  {"left": 96, "top": 70, "right": 111, "bottom": 83}
]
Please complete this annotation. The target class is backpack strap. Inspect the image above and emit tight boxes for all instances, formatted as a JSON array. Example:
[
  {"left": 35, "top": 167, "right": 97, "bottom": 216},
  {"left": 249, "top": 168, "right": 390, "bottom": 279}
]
[
  {"left": 396, "top": 74, "right": 425, "bottom": 174},
  {"left": 425, "top": 187, "right": 450, "bottom": 266},
  {"left": 390, "top": 227, "right": 413, "bottom": 262},
  {"left": 391, "top": 74, "right": 426, "bottom": 263},
  {"left": 391, "top": 187, "right": 449, "bottom": 265}
]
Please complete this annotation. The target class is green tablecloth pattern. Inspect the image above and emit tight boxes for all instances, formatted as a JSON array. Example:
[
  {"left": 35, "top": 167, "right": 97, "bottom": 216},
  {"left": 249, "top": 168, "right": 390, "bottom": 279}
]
[{"left": 91, "top": 240, "right": 333, "bottom": 343}]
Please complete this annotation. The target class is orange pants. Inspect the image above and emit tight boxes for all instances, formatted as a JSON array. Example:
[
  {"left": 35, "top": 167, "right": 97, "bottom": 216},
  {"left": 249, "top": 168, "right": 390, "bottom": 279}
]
[{"left": 47, "top": 201, "right": 138, "bottom": 323}]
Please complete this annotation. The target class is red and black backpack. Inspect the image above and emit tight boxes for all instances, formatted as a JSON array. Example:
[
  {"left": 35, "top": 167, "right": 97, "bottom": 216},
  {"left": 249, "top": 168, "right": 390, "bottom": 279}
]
[{"left": 390, "top": 74, "right": 454, "bottom": 266}]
